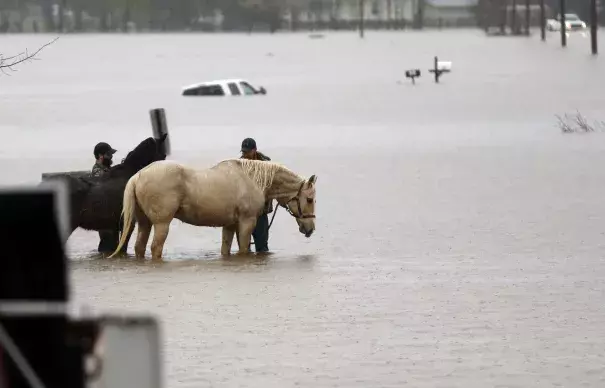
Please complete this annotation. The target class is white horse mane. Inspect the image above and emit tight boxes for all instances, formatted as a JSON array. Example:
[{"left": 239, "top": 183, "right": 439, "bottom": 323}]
[{"left": 220, "top": 158, "right": 303, "bottom": 192}]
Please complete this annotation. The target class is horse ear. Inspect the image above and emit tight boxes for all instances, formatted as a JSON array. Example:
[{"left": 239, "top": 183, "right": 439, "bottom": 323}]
[{"left": 308, "top": 175, "right": 317, "bottom": 186}]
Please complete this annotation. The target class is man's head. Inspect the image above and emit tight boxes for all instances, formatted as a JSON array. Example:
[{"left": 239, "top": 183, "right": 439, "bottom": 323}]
[
  {"left": 240, "top": 137, "right": 257, "bottom": 159},
  {"left": 94, "top": 142, "right": 117, "bottom": 167}
]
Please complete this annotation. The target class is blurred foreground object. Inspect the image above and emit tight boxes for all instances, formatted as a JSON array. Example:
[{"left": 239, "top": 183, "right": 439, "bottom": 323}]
[{"left": 0, "top": 180, "right": 163, "bottom": 388}]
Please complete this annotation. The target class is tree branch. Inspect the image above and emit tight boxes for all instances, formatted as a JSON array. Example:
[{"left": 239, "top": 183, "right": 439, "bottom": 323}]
[{"left": 0, "top": 37, "right": 59, "bottom": 75}]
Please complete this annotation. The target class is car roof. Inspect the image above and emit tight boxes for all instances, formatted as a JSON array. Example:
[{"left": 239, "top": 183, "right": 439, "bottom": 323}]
[{"left": 182, "top": 79, "right": 247, "bottom": 90}]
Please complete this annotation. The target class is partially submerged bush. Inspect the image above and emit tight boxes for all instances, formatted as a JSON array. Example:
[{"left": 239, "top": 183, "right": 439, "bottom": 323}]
[{"left": 556, "top": 111, "right": 605, "bottom": 134}]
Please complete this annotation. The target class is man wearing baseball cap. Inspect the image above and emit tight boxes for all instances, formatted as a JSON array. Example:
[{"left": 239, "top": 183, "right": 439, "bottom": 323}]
[
  {"left": 91, "top": 142, "right": 117, "bottom": 178},
  {"left": 91, "top": 141, "right": 118, "bottom": 253},
  {"left": 240, "top": 137, "right": 272, "bottom": 252},
  {"left": 240, "top": 138, "right": 270, "bottom": 162}
]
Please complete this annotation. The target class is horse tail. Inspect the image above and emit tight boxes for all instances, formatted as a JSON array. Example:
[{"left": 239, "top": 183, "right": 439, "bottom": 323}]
[{"left": 109, "top": 173, "right": 139, "bottom": 258}]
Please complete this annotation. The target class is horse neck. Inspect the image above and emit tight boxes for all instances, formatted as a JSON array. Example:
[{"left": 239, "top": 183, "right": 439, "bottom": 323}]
[
  {"left": 266, "top": 168, "right": 304, "bottom": 202},
  {"left": 109, "top": 162, "right": 140, "bottom": 179}
]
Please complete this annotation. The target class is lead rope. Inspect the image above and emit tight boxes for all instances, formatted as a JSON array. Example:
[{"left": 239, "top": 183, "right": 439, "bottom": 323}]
[{"left": 268, "top": 205, "right": 279, "bottom": 230}]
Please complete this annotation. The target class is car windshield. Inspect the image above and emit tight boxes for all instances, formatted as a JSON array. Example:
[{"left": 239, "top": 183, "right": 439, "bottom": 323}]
[
  {"left": 240, "top": 82, "right": 257, "bottom": 95},
  {"left": 565, "top": 14, "right": 579, "bottom": 20}
]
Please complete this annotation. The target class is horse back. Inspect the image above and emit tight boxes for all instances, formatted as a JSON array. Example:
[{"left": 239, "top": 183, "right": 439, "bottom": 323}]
[
  {"left": 78, "top": 175, "right": 130, "bottom": 230},
  {"left": 135, "top": 161, "right": 263, "bottom": 226}
]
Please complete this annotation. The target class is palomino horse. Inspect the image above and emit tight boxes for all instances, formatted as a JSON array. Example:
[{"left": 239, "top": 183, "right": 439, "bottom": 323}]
[
  {"left": 109, "top": 158, "right": 317, "bottom": 260},
  {"left": 42, "top": 134, "right": 168, "bottom": 254}
]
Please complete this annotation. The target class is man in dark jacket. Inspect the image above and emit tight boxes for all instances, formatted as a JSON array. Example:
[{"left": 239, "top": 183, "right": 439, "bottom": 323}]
[
  {"left": 240, "top": 137, "right": 272, "bottom": 252},
  {"left": 91, "top": 141, "right": 119, "bottom": 253}
]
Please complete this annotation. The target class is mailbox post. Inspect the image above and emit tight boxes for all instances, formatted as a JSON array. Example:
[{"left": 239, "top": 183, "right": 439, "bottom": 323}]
[{"left": 428, "top": 56, "right": 451, "bottom": 83}]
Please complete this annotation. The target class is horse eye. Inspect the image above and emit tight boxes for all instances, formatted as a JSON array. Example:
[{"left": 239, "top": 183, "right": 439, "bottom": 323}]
[{"left": 306, "top": 198, "right": 314, "bottom": 204}]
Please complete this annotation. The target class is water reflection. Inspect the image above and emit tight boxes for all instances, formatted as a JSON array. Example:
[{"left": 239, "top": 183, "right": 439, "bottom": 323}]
[{"left": 69, "top": 251, "right": 319, "bottom": 274}]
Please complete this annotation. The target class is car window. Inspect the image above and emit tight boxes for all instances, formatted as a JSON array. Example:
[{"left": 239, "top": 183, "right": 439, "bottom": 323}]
[
  {"left": 240, "top": 82, "right": 256, "bottom": 95},
  {"left": 228, "top": 82, "right": 241, "bottom": 95},
  {"left": 199, "top": 85, "right": 225, "bottom": 96}
]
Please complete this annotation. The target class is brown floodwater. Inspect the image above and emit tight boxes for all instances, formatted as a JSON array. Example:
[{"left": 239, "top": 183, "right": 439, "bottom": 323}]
[{"left": 1, "top": 30, "right": 604, "bottom": 387}]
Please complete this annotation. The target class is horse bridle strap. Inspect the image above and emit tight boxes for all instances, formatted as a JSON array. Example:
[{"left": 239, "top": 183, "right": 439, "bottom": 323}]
[{"left": 281, "top": 181, "right": 316, "bottom": 220}]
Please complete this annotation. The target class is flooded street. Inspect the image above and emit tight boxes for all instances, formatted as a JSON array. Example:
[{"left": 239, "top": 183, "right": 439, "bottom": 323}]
[{"left": 1, "top": 30, "right": 605, "bottom": 386}]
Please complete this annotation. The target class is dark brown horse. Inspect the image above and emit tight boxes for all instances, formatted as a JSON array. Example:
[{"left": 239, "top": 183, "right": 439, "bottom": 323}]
[{"left": 43, "top": 134, "right": 168, "bottom": 255}]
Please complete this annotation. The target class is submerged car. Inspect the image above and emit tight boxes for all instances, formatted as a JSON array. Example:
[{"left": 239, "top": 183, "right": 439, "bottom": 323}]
[
  {"left": 182, "top": 79, "right": 267, "bottom": 97},
  {"left": 546, "top": 13, "right": 587, "bottom": 31}
]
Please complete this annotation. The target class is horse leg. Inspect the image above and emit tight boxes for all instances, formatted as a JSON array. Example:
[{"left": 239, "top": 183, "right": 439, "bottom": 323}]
[
  {"left": 150, "top": 222, "right": 171, "bottom": 261},
  {"left": 98, "top": 229, "right": 120, "bottom": 254},
  {"left": 221, "top": 225, "right": 236, "bottom": 256},
  {"left": 134, "top": 212, "right": 152, "bottom": 259},
  {"left": 236, "top": 218, "right": 257, "bottom": 255}
]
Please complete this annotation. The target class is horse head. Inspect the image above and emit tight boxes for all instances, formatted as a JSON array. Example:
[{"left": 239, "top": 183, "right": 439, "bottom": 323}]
[
  {"left": 281, "top": 174, "right": 317, "bottom": 238},
  {"left": 295, "top": 174, "right": 317, "bottom": 237},
  {"left": 235, "top": 159, "right": 318, "bottom": 239},
  {"left": 111, "top": 134, "right": 168, "bottom": 176}
]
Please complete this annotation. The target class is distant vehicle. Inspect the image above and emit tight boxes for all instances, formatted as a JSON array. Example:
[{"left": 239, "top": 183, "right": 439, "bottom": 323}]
[
  {"left": 546, "top": 13, "right": 587, "bottom": 31},
  {"left": 182, "top": 79, "right": 267, "bottom": 97}
]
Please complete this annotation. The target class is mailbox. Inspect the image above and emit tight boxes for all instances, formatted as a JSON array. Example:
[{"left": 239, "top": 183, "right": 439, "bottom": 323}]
[{"left": 405, "top": 69, "right": 421, "bottom": 78}]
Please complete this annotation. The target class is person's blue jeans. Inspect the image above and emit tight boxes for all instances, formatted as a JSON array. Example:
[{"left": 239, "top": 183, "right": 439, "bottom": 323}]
[{"left": 252, "top": 213, "right": 269, "bottom": 252}]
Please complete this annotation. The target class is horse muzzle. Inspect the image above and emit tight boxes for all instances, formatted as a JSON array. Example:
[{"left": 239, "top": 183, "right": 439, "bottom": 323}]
[{"left": 299, "top": 224, "right": 314, "bottom": 238}]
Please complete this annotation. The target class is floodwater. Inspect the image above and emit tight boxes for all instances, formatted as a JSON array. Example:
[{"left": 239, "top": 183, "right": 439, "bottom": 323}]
[{"left": 1, "top": 30, "right": 605, "bottom": 387}]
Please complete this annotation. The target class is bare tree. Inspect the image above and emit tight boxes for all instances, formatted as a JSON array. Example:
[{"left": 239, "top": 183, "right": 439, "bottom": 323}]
[{"left": 0, "top": 37, "right": 59, "bottom": 75}]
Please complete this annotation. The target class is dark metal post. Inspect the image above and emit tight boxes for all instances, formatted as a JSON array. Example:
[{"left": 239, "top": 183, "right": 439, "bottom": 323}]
[
  {"left": 359, "top": 0, "right": 365, "bottom": 38},
  {"left": 58, "top": 0, "right": 67, "bottom": 32},
  {"left": 511, "top": 0, "right": 517, "bottom": 34},
  {"left": 387, "top": 0, "right": 392, "bottom": 29},
  {"left": 415, "top": 0, "right": 425, "bottom": 29},
  {"left": 560, "top": 0, "right": 566, "bottom": 47},
  {"left": 540, "top": 0, "right": 546, "bottom": 40},
  {"left": 524, "top": 0, "right": 530, "bottom": 35},
  {"left": 123, "top": 0, "right": 132, "bottom": 32},
  {"left": 590, "top": 0, "right": 598, "bottom": 54},
  {"left": 500, "top": 0, "right": 507, "bottom": 34},
  {"left": 150, "top": 108, "right": 171, "bottom": 156}
]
